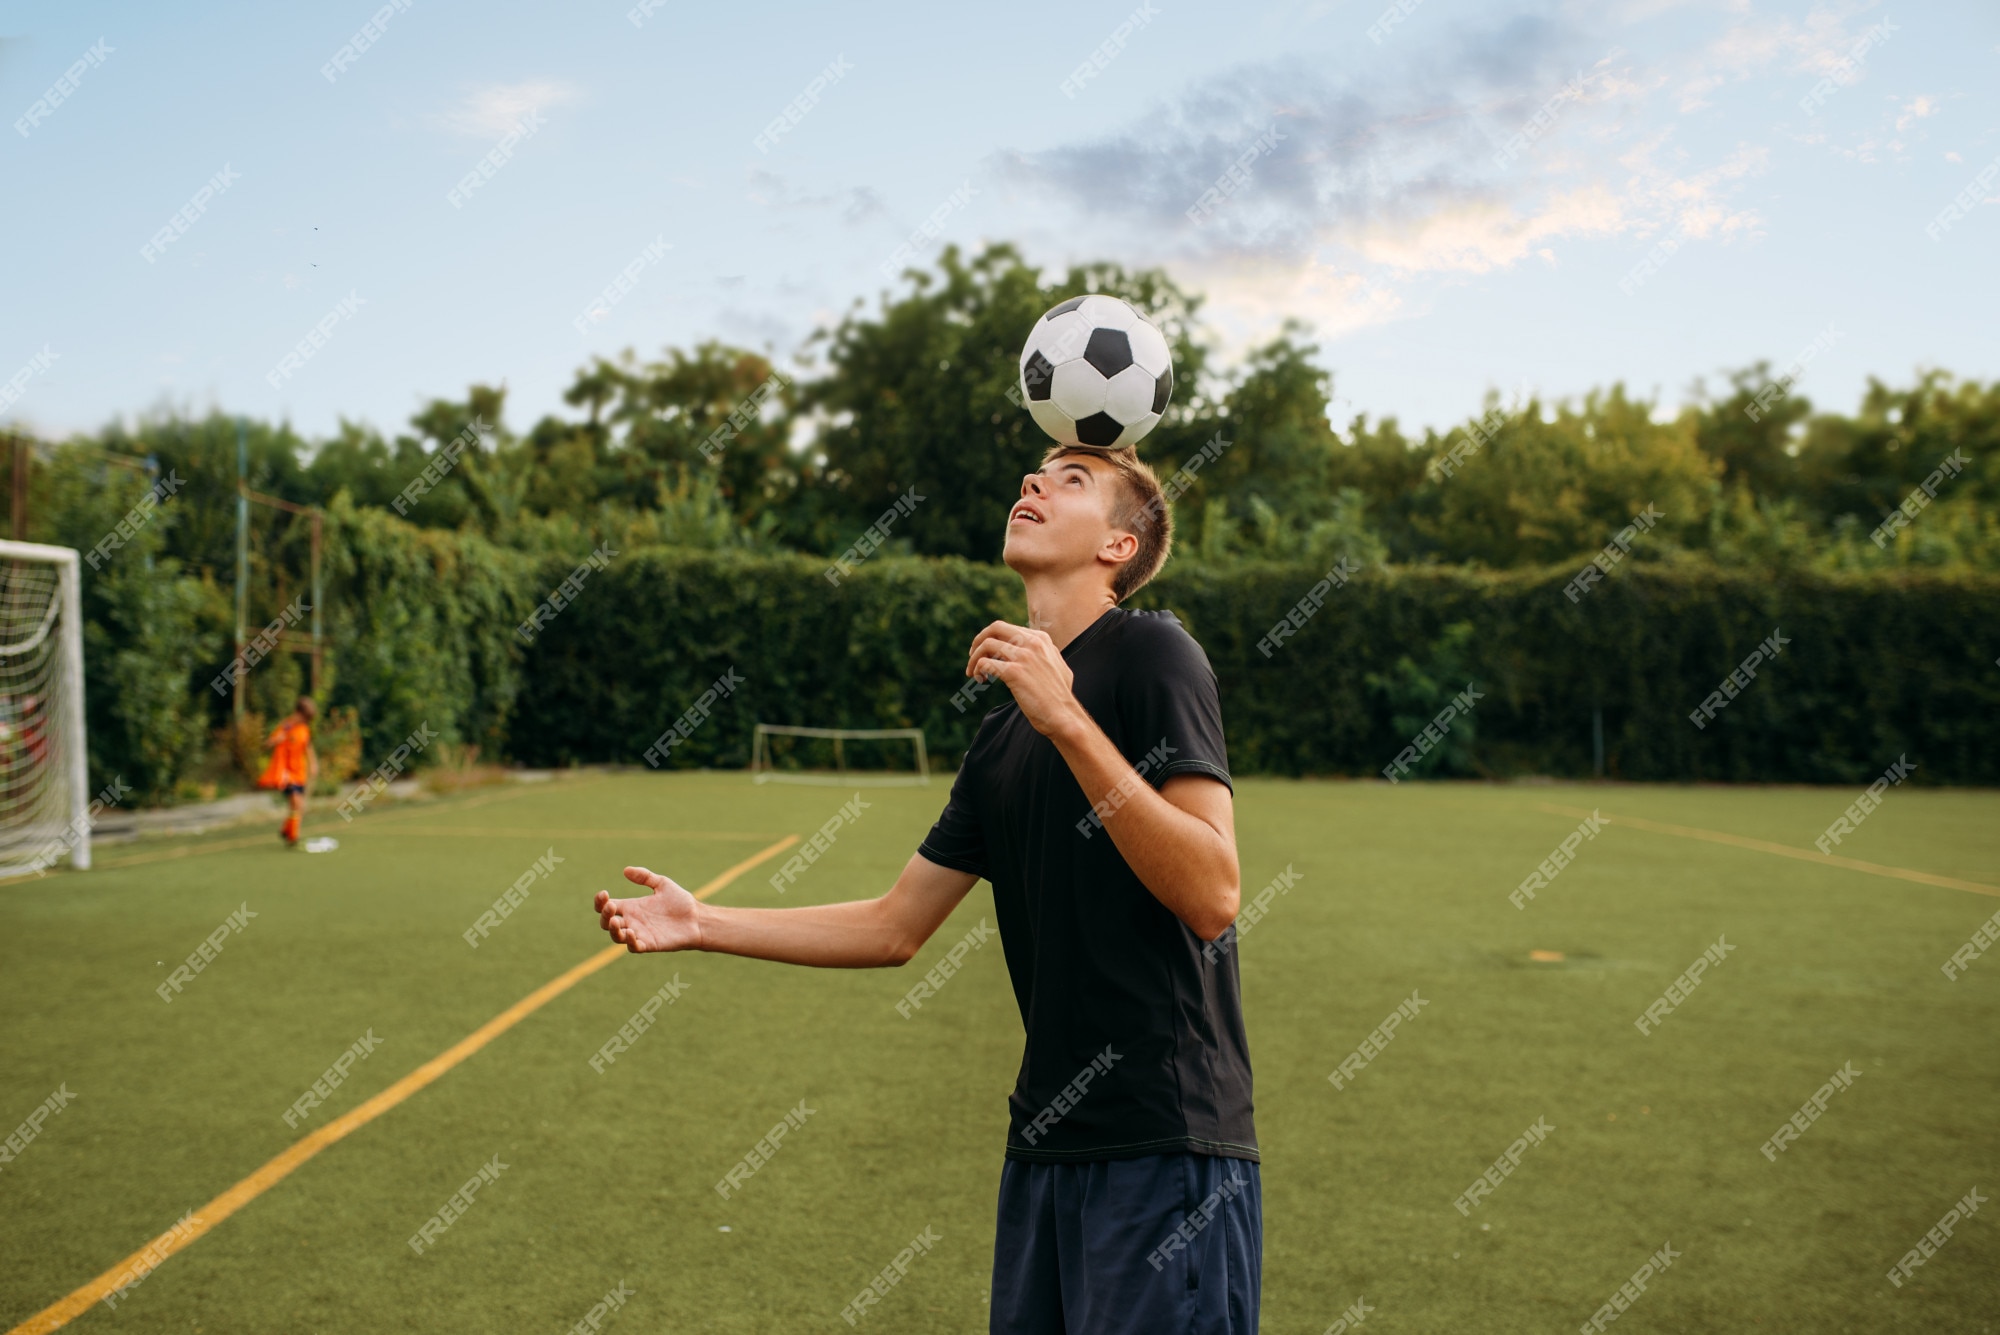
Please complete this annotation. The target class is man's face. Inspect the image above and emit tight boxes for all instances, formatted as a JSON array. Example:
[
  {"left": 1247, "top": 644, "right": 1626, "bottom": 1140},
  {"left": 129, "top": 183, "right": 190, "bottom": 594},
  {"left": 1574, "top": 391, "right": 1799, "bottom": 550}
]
[{"left": 1002, "top": 452, "right": 1134, "bottom": 581}]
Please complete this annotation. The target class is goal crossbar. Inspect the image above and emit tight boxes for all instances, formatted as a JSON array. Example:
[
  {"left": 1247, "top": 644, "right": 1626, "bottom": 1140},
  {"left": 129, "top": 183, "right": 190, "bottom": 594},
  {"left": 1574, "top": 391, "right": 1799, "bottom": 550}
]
[{"left": 750, "top": 724, "right": 930, "bottom": 787}]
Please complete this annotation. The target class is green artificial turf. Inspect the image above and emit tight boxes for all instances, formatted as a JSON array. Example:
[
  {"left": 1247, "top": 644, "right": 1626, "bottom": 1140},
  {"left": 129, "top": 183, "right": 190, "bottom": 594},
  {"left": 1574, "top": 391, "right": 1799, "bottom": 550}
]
[{"left": 1, "top": 774, "right": 1995, "bottom": 1333}]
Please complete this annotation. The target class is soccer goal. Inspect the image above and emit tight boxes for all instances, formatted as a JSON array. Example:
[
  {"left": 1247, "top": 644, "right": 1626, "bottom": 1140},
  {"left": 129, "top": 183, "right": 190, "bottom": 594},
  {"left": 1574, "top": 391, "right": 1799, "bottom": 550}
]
[
  {"left": 750, "top": 724, "right": 930, "bottom": 787},
  {"left": 0, "top": 541, "right": 90, "bottom": 876}
]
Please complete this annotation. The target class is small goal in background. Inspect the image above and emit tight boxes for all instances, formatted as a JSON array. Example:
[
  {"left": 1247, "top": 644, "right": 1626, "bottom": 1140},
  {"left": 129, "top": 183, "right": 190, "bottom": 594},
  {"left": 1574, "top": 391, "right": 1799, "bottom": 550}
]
[
  {"left": 750, "top": 724, "right": 930, "bottom": 788},
  {"left": 0, "top": 540, "right": 90, "bottom": 876}
]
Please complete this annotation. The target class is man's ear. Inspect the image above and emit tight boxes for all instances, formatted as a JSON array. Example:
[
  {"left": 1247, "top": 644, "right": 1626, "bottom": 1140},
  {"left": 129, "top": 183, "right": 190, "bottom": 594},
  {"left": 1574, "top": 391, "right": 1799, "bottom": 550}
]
[{"left": 1098, "top": 529, "right": 1139, "bottom": 571}]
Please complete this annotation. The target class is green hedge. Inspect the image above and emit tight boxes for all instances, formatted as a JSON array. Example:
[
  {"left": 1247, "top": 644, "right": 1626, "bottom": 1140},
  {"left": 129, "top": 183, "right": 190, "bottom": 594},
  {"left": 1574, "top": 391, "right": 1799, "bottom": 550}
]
[{"left": 507, "top": 551, "right": 2000, "bottom": 785}]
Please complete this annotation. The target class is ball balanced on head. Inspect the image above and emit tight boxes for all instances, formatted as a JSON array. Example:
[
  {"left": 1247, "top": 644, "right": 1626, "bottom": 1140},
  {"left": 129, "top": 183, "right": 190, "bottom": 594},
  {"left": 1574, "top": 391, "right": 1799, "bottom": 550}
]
[{"left": 1017, "top": 294, "right": 1173, "bottom": 450}]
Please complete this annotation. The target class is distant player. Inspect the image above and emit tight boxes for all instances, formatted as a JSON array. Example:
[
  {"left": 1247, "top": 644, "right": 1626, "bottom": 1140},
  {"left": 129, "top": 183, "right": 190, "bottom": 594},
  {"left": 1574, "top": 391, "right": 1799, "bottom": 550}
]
[
  {"left": 596, "top": 445, "right": 1260, "bottom": 1333},
  {"left": 259, "top": 697, "right": 318, "bottom": 847}
]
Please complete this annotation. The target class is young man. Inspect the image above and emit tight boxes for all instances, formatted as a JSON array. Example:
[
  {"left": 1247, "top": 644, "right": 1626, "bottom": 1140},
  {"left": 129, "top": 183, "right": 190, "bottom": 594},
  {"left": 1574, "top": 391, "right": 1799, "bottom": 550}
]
[
  {"left": 595, "top": 446, "right": 1259, "bottom": 1333},
  {"left": 259, "top": 696, "right": 319, "bottom": 847}
]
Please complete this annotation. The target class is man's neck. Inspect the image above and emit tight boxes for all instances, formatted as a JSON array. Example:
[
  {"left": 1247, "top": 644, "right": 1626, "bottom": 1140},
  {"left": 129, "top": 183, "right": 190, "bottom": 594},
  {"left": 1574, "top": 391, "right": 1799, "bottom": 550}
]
[{"left": 1021, "top": 569, "right": 1118, "bottom": 650}]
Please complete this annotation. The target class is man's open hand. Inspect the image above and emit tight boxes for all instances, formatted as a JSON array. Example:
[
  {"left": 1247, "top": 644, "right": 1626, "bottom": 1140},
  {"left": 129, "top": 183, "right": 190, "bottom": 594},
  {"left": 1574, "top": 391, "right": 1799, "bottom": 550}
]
[
  {"left": 595, "top": 866, "right": 702, "bottom": 953},
  {"left": 966, "top": 622, "right": 1085, "bottom": 740}
]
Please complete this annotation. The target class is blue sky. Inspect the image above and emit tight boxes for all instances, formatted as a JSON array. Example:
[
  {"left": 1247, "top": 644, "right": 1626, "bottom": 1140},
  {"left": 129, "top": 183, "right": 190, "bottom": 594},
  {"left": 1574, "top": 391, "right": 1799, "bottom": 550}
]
[{"left": 2, "top": 0, "right": 1996, "bottom": 445}]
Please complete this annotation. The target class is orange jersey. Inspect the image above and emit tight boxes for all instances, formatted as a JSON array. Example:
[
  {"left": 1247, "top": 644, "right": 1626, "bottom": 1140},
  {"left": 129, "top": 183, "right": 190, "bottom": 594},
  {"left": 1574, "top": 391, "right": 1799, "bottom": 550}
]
[{"left": 259, "top": 719, "right": 313, "bottom": 789}]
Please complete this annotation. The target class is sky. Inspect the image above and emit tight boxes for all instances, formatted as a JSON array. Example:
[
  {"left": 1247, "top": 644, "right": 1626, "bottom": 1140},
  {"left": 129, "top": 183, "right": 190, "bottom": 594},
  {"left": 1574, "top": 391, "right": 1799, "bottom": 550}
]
[{"left": 2, "top": 0, "right": 1997, "bottom": 447}]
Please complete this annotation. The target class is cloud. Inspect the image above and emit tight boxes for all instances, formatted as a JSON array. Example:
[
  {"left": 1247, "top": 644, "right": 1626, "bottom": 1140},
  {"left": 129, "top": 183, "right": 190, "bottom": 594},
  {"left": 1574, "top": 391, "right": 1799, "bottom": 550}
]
[{"left": 436, "top": 80, "right": 579, "bottom": 138}]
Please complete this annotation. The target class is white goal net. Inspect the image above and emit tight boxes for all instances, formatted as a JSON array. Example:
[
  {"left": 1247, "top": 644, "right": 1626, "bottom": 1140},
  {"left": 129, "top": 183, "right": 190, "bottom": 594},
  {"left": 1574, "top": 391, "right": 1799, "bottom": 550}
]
[
  {"left": 0, "top": 542, "right": 90, "bottom": 876},
  {"left": 750, "top": 724, "right": 930, "bottom": 787}
]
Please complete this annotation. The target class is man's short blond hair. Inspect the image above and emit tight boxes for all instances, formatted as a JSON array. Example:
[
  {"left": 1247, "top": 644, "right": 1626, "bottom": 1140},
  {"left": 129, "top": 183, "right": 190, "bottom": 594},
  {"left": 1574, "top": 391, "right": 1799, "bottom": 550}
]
[{"left": 1041, "top": 445, "right": 1173, "bottom": 602}]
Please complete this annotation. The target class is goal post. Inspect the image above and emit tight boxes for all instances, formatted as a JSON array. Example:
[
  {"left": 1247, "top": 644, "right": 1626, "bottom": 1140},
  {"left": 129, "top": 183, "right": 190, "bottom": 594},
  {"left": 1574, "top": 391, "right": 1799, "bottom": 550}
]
[
  {"left": 750, "top": 724, "right": 929, "bottom": 787},
  {"left": 0, "top": 540, "right": 90, "bottom": 875}
]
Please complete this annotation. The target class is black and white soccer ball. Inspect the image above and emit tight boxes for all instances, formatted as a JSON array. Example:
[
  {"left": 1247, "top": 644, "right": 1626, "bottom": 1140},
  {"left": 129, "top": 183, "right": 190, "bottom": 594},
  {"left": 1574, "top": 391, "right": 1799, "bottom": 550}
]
[{"left": 1018, "top": 295, "right": 1173, "bottom": 450}]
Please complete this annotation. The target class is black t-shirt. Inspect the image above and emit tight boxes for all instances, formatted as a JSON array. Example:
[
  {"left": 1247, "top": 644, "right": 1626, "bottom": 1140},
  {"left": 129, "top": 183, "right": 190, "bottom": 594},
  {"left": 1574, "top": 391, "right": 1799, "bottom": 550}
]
[{"left": 918, "top": 607, "right": 1258, "bottom": 1164}]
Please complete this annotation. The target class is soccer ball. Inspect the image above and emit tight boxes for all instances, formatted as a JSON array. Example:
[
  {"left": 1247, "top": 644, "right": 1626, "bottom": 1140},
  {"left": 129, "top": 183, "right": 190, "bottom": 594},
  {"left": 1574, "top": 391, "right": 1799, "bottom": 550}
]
[{"left": 1018, "top": 295, "right": 1173, "bottom": 449}]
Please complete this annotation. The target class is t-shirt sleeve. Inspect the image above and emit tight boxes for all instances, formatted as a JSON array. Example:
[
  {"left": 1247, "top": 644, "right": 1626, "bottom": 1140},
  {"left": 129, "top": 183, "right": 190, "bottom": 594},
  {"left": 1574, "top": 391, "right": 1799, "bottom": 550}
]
[
  {"left": 1119, "top": 614, "right": 1233, "bottom": 791},
  {"left": 916, "top": 738, "right": 989, "bottom": 879}
]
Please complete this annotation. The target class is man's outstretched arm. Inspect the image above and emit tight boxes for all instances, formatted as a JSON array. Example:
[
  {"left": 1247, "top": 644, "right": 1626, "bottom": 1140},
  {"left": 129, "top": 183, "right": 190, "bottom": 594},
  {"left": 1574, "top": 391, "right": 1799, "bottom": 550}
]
[{"left": 594, "top": 852, "right": 978, "bottom": 968}]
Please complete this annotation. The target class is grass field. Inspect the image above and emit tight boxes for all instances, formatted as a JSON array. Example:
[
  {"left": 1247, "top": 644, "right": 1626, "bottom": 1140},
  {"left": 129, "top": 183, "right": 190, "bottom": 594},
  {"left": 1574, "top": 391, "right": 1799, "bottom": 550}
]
[{"left": 3, "top": 773, "right": 1996, "bottom": 1334}]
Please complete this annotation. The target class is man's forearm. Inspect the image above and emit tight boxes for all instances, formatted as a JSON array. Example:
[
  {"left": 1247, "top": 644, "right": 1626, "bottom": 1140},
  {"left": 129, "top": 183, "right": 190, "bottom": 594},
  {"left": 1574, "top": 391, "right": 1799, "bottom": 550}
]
[{"left": 1049, "top": 708, "right": 1240, "bottom": 939}]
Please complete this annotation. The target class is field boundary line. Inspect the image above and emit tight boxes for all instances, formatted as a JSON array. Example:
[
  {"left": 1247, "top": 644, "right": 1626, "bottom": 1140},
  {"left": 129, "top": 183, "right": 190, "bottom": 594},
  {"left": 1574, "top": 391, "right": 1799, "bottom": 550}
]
[
  {"left": 1536, "top": 803, "right": 2000, "bottom": 899},
  {"left": 4, "top": 833, "right": 799, "bottom": 1335},
  {"left": 347, "top": 825, "right": 783, "bottom": 841}
]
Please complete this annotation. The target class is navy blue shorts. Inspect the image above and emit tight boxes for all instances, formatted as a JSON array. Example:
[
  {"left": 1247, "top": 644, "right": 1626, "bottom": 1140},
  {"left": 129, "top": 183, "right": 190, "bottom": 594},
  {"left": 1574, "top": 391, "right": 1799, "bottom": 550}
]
[{"left": 990, "top": 1152, "right": 1261, "bottom": 1334}]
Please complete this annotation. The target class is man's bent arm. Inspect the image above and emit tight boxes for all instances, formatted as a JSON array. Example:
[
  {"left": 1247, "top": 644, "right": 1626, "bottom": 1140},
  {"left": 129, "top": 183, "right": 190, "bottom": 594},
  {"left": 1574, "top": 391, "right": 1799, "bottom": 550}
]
[
  {"left": 1050, "top": 715, "right": 1241, "bottom": 940},
  {"left": 597, "top": 852, "right": 977, "bottom": 968}
]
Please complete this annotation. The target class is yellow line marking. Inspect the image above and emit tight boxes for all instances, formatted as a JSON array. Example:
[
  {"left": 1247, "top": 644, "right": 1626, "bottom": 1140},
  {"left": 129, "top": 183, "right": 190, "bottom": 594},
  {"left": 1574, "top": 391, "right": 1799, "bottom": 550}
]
[
  {"left": 5, "top": 833, "right": 800, "bottom": 1335},
  {"left": 1536, "top": 803, "right": 2000, "bottom": 900}
]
